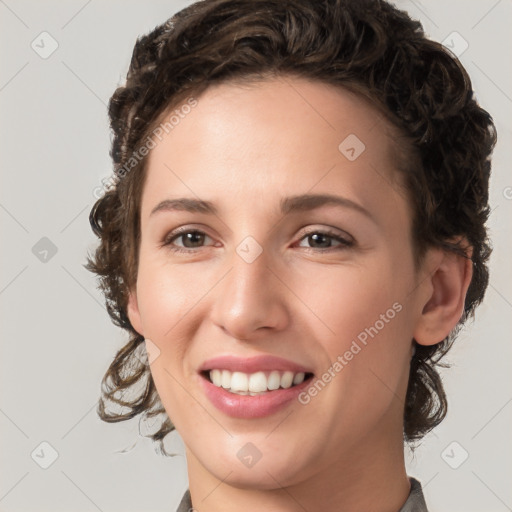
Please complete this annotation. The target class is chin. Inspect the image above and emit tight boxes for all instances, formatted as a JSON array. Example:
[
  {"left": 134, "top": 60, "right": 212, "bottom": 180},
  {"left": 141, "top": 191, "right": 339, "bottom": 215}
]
[{"left": 196, "top": 443, "right": 312, "bottom": 490}]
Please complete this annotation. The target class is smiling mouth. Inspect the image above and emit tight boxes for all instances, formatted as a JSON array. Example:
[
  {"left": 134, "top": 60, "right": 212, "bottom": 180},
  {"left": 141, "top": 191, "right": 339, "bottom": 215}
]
[{"left": 201, "top": 369, "right": 315, "bottom": 395}]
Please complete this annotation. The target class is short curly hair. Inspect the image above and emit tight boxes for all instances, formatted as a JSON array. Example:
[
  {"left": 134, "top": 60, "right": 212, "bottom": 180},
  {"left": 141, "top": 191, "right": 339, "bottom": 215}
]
[{"left": 85, "top": 0, "right": 496, "bottom": 455}]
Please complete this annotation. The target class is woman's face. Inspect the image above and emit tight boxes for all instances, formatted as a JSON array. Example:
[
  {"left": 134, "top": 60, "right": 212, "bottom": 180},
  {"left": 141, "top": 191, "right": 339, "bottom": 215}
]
[{"left": 128, "top": 77, "right": 428, "bottom": 488}]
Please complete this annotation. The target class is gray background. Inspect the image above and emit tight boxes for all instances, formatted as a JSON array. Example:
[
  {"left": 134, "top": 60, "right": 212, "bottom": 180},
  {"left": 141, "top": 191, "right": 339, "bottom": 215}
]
[{"left": 0, "top": 1, "right": 511, "bottom": 511}]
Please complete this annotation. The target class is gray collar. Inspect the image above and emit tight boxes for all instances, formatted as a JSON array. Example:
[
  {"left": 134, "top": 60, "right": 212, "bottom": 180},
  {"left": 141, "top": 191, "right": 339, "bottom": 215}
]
[{"left": 175, "top": 476, "right": 428, "bottom": 511}]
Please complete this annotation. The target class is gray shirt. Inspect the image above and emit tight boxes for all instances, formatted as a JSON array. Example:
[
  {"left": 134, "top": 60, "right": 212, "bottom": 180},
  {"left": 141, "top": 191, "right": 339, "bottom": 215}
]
[{"left": 175, "top": 476, "right": 428, "bottom": 511}]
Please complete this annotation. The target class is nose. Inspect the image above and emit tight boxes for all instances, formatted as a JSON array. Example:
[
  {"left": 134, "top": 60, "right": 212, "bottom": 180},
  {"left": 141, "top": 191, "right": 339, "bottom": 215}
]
[{"left": 210, "top": 246, "right": 290, "bottom": 341}]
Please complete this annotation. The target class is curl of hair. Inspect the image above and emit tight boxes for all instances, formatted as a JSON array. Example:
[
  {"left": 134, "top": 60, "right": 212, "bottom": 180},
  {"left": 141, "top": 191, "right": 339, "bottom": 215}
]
[{"left": 85, "top": 0, "right": 496, "bottom": 455}]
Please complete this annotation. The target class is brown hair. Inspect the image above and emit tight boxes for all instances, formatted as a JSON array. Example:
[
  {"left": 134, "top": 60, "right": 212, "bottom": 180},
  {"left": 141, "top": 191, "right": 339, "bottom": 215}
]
[{"left": 85, "top": 0, "right": 496, "bottom": 455}]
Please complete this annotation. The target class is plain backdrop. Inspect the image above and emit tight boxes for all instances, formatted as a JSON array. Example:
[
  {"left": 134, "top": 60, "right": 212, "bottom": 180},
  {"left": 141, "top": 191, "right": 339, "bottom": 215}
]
[{"left": 1, "top": 1, "right": 511, "bottom": 511}]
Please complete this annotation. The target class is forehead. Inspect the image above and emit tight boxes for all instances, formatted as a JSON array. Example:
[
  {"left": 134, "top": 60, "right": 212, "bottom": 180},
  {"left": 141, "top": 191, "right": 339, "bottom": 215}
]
[{"left": 140, "top": 76, "right": 409, "bottom": 222}]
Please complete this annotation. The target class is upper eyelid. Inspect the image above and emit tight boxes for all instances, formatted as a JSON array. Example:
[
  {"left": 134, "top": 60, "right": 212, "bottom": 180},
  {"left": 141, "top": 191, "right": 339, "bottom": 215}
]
[{"left": 296, "top": 225, "right": 353, "bottom": 243}]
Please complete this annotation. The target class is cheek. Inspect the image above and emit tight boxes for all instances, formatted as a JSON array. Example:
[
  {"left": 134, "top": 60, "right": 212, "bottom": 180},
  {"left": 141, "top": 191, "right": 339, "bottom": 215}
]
[
  {"left": 135, "top": 254, "right": 201, "bottom": 341},
  {"left": 300, "top": 261, "right": 406, "bottom": 350},
  {"left": 301, "top": 260, "right": 411, "bottom": 406}
]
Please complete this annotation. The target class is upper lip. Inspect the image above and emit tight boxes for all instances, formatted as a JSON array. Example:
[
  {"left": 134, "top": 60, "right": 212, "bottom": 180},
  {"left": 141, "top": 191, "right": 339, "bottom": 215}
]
[{"left": 199, "top": 355, "right": 313, "bottom": 374}]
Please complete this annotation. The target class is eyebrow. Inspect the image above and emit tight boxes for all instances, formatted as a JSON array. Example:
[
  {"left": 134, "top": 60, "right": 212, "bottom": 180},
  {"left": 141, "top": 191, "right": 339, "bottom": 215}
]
[{"left": 149, "top": 193, "right": 375, "bottom": 222}]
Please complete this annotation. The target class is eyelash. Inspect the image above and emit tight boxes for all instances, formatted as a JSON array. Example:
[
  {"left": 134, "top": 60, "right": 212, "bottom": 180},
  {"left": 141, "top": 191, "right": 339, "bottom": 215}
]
[{"left": 160, "top": 227, "right": 354, "bottom": 254}]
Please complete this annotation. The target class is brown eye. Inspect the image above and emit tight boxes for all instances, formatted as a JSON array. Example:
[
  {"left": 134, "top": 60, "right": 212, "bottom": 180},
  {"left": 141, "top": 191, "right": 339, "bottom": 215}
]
[
  {"left": 296, "top": 230, "right": 354, "bottom": 251},
  {"left": 162, "top": 229, "right": 214, "bottom": 253}
]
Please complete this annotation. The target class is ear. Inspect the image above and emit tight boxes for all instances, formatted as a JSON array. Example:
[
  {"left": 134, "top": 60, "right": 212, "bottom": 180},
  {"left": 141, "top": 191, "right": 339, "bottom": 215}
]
[
  {"left": 413, "top": 241, "right": 473, "bottom": 346},
  {"left": 127, "top": 286, "right": 144, "bottom": 336}
]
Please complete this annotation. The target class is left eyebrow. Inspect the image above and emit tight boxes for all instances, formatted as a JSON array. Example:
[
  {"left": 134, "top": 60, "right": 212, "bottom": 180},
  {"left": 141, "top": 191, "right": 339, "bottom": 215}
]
[
  {"left": 149, "top": 193, "right": 376, "bottom": 223},
  {"left": 279, "top": 193, "right": 375, "bottom": 223}
]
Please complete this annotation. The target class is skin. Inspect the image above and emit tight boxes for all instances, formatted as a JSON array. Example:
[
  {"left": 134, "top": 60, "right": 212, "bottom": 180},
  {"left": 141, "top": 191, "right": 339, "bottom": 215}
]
[{"left": 127, "top": 76, "right": 472, "bottom": 512}]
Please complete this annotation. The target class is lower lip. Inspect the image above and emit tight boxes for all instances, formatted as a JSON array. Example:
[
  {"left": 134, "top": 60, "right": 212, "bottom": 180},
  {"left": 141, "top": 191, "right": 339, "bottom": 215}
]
[{"left": 200, "top": 375, "right": 313, "bottom": 419}]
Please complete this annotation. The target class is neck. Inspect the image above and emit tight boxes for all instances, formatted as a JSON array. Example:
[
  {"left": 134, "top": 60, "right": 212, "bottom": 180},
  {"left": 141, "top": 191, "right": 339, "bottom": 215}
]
[{"left": 185, "top": 416, "right": 410, "bottom": 512}]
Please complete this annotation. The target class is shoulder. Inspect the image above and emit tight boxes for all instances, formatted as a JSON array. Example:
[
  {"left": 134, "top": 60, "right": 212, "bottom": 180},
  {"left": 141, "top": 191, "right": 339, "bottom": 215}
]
[
  {"left": 175, "top": 489, "right": 192, "bottom": 512},
  {"left": 399, "top": 477, "right": 429, "bottom": 512},
  {"left": 175, "top": 478, "right": 429, "bottom": 512}
]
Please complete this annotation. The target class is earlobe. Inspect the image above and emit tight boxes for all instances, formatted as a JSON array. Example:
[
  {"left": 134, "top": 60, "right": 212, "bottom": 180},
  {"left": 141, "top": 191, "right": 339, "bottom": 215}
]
[
  {"left": 127, "top": 286, "right": 144, "bottom": 336},
  {"left": 413, "top": 243, "right": 473, "bottom": 346}
]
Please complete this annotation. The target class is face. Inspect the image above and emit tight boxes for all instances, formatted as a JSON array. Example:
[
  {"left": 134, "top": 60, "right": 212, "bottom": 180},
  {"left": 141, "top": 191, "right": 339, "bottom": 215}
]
[{"left": 127, "top": 76, "right": 428, "bottom": 489}]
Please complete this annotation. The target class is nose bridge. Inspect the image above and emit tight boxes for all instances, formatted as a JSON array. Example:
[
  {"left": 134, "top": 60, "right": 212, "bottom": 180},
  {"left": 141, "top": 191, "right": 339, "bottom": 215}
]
[
  {"left": 211, "top": 238, "right": 288, "bottom": 339},
  {"left": 230, "top": 243, "right": 273, "bottom": 302}
]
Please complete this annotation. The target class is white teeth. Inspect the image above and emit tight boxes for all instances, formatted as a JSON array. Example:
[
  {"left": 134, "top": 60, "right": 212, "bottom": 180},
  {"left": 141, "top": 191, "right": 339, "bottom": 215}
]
[
  {"left": 267, "top": 371, "right": 281, "bottom": 390},
  {"left": 249, "top": 371, "right": 267, "bottom": 393},
  {"left": 293, "top": 372, "right": 305, "bottom": 385},
  {"left": 221, "top": 370, "right": 231, "bottom": 388},
  {"left": 231, "top": 372, "right": 248, "bottom": 391},
  {"left": 210, "top": 369, "right": 222, "bottom": 387},
  {"left": 280, "top": 371, "right": 294, "bottom": 389},
  {"left": 208, "top": 369, "right": 309, "bottom": 394}
]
